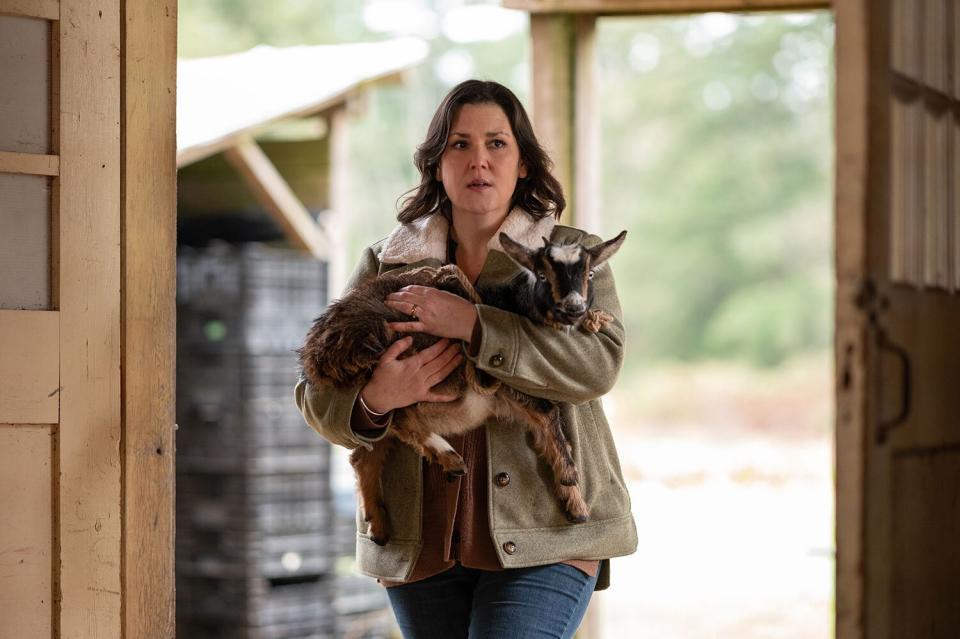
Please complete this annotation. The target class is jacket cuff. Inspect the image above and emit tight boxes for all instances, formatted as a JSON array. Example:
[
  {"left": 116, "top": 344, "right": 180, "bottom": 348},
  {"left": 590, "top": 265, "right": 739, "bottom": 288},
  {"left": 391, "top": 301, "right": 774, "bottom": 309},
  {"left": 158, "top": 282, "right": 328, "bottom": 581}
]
[{"left": 468, "top": 304, "right": 519, "bottom": 375}]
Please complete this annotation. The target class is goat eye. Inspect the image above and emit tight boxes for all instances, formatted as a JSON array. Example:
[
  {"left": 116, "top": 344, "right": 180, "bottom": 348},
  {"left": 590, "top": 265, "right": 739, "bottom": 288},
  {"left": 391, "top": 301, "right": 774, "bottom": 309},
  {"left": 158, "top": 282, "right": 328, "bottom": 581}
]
[
  {"left": 536, "top": 271, "right": 546, "bottom": 281},
  {"left": 588, "top": 270, "right": 595, "bottom": 279}
]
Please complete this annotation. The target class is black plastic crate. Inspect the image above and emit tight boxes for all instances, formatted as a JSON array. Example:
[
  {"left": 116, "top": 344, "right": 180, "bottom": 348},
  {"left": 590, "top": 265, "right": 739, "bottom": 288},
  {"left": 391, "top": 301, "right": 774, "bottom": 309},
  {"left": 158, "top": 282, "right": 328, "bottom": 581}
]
[
  {"left": 177, "top": 491, "right": 332, "bottom": 536},
  {"left": 177, "top": 242, "right": 327, "bottom": 356},
  {"left": 177, "top": 394, "right": 325, "bottom": 455},
  {"left": 177, "top": 529, "right": 335, "bottom": 580},
  {"left": 177, "top": 573, "right": 337, "bottom": 635}
]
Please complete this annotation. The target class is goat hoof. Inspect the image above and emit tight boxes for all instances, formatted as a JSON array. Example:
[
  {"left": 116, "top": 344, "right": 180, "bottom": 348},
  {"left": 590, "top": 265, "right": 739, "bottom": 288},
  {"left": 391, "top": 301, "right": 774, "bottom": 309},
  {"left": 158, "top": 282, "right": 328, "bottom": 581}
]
[
  {"left": 445, "top": 469, "right": 465, "bottom": 482},
  {"left": 566, "top": 512, "right": 589, "bottom": 524},
  {"left": 371, "top": 534, "right": 390, "bottom": 547}
]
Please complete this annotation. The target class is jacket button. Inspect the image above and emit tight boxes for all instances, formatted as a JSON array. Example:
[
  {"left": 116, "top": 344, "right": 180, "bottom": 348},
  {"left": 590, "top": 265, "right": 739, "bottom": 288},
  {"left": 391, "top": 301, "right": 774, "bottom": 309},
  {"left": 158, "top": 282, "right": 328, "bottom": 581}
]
[
  {"left": 503, "top": 541, "right": 517, "bottom": 555},
  {"left": 495, "top": 472, "right": 510, "bottom": 487},
  {"left": 489, "top": 353, "right": 504, "bottom": 367}
]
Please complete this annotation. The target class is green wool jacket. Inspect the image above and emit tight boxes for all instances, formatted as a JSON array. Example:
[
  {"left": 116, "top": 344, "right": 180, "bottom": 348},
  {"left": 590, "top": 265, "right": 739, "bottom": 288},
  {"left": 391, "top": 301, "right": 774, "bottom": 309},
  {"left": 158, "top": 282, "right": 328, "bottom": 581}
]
[{"left": 294, "top": 208, "right": 638, "bottom": 588}]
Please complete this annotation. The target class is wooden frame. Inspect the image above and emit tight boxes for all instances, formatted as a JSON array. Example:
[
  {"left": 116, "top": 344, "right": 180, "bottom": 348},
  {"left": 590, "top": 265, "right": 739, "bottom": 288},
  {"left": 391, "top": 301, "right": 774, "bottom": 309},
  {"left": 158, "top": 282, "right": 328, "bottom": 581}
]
[
  {"left": 0, "top": 151, "right": 59, "bottom": 176},
  {"left": 833, "top": 0, "right": 868, "bottom": 637},
  {"left": 505, "top": 0, "right": 830, "bottom": 14},
  {"left": 58, "top": 0, "right": 122, "bottom": 635},
  {"left": 122, "top": 0, "right": 177, "bottom": 637},
  {"left": 0, "top": 0, "right": 60, "bottom": 20}
]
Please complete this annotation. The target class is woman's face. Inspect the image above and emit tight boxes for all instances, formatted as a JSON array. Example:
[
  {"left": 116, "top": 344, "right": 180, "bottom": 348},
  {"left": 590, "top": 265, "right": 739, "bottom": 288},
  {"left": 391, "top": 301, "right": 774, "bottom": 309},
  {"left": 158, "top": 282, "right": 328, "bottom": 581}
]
[{"left": 437, "top": 102, "right": 527, "bottom": 224}]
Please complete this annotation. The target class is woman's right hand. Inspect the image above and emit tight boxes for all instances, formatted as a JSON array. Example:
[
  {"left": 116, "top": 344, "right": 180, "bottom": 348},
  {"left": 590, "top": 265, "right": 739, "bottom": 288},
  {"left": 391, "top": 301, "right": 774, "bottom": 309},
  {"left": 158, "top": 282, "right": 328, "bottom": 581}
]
[{"left": 359, "top": 336, "right": 463, "bottom": 414}]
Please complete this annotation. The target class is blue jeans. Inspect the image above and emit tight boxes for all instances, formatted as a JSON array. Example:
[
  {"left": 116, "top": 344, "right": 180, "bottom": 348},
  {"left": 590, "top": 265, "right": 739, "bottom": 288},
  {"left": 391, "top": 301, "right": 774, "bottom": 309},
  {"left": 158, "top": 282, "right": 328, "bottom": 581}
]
[{"left": 385, "top": 563, "right": 599, "bottom": 639}]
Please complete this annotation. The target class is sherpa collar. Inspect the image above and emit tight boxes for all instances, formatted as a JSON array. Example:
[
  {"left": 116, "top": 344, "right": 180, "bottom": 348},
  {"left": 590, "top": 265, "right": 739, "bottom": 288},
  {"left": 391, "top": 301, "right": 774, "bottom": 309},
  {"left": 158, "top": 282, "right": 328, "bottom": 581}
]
[{"left": 379, "top": 208, "right": 557, "bottom": 265}]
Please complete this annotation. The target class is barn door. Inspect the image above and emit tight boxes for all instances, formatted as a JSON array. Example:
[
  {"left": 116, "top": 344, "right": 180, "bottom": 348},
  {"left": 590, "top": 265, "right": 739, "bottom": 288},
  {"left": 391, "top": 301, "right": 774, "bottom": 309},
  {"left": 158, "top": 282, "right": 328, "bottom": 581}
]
[
  {"left": 835, "top": 1, "right": 960, "bottom": 638},
  {"left": 0, "top": 2, "right": 122, "bottom": 637}
]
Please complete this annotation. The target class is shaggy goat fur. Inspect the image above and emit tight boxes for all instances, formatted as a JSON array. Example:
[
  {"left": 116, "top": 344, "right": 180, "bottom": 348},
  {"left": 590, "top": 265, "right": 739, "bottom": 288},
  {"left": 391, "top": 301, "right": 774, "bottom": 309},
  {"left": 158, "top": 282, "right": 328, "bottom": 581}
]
[{"left": 297, "top": 230, "right": 626, "bottom": 546}]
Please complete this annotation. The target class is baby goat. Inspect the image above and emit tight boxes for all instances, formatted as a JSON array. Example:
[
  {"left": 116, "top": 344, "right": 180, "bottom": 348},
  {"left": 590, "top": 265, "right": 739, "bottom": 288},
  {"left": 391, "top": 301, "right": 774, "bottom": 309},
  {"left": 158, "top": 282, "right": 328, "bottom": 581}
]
[{"left": 297, "top": 230, "right": 626, "bottom": 546}]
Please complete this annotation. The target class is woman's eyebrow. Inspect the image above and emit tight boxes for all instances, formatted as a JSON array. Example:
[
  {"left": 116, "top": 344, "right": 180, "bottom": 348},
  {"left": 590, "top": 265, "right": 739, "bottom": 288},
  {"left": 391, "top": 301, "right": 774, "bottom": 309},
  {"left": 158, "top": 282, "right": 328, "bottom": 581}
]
[{"left": 449, "top": 130, "right": 513, "bottom": 138}]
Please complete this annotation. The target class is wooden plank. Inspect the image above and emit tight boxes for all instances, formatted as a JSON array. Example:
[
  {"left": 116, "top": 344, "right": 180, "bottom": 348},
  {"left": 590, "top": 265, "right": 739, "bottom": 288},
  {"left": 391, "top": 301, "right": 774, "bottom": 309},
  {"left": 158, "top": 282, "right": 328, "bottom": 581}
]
[
  {"left": 223, "top": 138, "right": 327, "bottom": 258},
  {"left": 0, "top": 151, "right": 59, "bottom": 175},
  {"left": 122, "top": 0, "right": 177, "bottom": 637},
  {"left": 58, "top": 0, "right": 122, "bottom": 636},
  {"left": 504, "top": 0, "right": 829, "bottom": 15},
  {"left": 833, "top": 0, "right": 871, "bottom": 637},
  {"left": 0, "top": 0, "right": 59, "bottom": 20},
  {"left": 530, "top": 13, "right": 575, "bottom": 223},
  {"left": 573, "top": 14, "right": 599, "bottom": 233},
  {"left": 327, "top": 106, "right": 349, "bottom": 299},
  {"left": 0, "top": 310, "right": 59, "bottom": 424},
  {"left": 892, "top": 449, "right": 960, "bottom": 636},
  {"left": 0, "top": 426, "right": 53, "bottom": 638}
]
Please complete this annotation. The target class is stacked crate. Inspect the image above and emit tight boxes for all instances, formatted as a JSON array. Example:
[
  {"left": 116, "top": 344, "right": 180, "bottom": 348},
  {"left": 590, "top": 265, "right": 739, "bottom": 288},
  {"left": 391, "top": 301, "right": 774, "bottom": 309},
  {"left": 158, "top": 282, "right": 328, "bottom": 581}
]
[{"left": 176, "top": 242, "right": 337, "bottom": 639}]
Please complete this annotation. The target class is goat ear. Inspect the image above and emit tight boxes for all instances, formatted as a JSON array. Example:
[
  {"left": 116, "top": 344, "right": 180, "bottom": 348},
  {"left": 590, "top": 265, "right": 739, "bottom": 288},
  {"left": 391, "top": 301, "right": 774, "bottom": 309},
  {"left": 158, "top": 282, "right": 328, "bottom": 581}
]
[
  {"left": 587, "top": 230, "right": 627, "bottom": 268},
  {"left": 499, "top": 232, "right": 537, "bottom": 272}
]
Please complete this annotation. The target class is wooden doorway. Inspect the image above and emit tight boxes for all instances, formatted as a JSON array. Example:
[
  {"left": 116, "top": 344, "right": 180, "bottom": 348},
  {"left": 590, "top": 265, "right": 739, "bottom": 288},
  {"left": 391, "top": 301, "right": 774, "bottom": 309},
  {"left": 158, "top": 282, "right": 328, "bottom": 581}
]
[{"left": 510, "top": 0, "right": 960, "bottom": 637}]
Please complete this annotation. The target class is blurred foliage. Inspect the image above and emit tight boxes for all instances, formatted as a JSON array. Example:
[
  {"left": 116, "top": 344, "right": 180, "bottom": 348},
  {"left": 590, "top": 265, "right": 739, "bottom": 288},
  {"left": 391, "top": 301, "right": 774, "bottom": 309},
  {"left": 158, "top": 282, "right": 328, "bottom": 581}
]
[
  {"left": 597, "top": 13, "right": 834, "bottom": 374},
  {"left": 178, "top": 4, "right": 833, "bottom": 373}
]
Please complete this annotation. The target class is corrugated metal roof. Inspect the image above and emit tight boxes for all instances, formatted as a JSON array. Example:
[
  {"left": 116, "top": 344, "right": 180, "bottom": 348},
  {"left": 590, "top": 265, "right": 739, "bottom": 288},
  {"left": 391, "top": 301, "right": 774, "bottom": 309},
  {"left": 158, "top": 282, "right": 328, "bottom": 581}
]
[{"left": 176, "top": 37, "right": 428, "bottom": 166}]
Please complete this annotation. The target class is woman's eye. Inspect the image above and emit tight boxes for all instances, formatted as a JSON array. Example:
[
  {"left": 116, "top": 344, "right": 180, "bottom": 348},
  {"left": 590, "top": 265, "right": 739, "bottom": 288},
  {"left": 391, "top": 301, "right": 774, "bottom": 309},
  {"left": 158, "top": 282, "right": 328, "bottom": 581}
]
[
  {"left": 490, "top": 139, "right": 506, "bottom": 148},
  {"left": 452, "top": 141, "right": 467, "bottom": 149}
]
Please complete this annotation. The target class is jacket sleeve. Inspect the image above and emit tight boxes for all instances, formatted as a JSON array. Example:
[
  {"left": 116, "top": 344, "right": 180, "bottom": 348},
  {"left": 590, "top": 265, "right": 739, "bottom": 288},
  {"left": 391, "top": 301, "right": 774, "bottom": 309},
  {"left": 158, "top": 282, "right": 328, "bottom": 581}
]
[
  {"left": 294, "top": 246, "right": 391, "bottom": 450},
  {"left": 467, "top": 233, "right": 625, "bottom": 405}
]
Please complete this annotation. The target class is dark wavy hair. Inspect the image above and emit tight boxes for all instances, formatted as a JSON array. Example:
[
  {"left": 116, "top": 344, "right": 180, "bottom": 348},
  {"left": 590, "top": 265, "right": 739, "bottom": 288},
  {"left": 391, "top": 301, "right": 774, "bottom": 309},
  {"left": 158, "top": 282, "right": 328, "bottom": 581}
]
[{"left": 397, "top": 80, "right": 565, "bottom": 223}]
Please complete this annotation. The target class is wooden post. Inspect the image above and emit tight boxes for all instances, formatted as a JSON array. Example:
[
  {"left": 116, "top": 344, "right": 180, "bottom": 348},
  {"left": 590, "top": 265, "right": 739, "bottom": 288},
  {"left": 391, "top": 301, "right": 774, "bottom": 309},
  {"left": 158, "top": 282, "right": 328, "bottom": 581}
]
[
  {"left": 530, "top": 13, "right": 599, "bottom": 230},
  {"left": 531, "top": 13, "right": 575, "bottom": 224},
  {"left": 574, "top": 14, "right": 600, "bottom": 234},
  {"left": 122, "top": 0, "right": 177, "bottom": 637},
  {"left": 328, "top": 106, "right": 350, "bottom": 299}
]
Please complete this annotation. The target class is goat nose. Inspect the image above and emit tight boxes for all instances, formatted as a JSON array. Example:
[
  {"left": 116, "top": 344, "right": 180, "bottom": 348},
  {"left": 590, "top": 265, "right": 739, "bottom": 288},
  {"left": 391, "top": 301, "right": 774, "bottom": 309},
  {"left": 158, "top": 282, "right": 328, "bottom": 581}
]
[{"left": 562, "top": 301, "right": 587, "bottom": 315}]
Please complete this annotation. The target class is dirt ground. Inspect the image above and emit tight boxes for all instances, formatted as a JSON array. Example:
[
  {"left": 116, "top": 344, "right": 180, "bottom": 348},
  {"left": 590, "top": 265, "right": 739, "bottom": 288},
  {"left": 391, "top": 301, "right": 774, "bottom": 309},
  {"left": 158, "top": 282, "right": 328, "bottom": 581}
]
[{"left": 591, "top": 355, "right": 834, "bottom": 639}]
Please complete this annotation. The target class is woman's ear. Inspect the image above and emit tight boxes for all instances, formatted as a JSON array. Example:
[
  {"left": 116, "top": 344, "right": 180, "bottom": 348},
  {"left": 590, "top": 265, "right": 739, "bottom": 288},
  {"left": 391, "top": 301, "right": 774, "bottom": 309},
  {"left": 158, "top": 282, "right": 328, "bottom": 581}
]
[
  {"left": 518, "top": 160, "right": 528, "bottom": 179},
  {"left": 435, "top": 165, "right": 442, "bottom": 181}
]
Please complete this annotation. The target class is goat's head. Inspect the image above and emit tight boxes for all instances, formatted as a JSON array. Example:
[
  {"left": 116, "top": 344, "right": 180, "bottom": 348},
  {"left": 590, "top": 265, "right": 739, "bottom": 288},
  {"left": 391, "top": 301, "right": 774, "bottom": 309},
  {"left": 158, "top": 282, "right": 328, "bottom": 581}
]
[{"left": 499, "top": 230, "right": 627, "bottom": 326}]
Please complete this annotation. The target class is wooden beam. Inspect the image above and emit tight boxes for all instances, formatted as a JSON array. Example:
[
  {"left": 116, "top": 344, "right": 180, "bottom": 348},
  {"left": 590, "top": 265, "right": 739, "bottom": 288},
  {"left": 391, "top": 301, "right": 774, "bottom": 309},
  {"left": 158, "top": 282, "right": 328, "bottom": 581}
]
[
  {"left": 531, "top": 13, "right": 575, "bottom": 224},
  {"left": 59, "top": 0, "right": 123, "bottom": 636},
  {"left": 833, "top": 0, "right": 869, "bottom": 636},
  {"left": 0, "top": 151, "right": 59, "bottom": 176},
  {"left": 121, "top": 0, "right": 177, "bottom": 637},
  {"left": 573, "top": 14, "right": 600, "bottom": 234},
  {"left": 0, "top": 0, "right": 59, "bottom": 20},
  {"left": 505, "top": 0, "right": 830, "bottom": 14},
  {"left": 327, "top": 105, "right": 350, "bottom": 299},
  {"left": 223, "top": 138, "right": 328, "bottom": 258}
]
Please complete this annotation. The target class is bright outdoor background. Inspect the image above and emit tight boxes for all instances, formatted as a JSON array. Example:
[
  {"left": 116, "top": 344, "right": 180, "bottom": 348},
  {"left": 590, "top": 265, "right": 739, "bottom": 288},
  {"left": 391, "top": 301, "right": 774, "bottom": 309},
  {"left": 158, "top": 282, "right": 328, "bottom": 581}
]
[{"left": 180, "top": 2, "right": 835, "bottom": 637}]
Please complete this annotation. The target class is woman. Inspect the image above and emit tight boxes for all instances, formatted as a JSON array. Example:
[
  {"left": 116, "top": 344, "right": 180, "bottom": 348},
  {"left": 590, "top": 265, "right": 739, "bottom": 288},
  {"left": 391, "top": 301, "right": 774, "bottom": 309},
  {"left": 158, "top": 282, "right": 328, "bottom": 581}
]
[{"left": 295, "top": 80, "right": 636, "bottom": 638}]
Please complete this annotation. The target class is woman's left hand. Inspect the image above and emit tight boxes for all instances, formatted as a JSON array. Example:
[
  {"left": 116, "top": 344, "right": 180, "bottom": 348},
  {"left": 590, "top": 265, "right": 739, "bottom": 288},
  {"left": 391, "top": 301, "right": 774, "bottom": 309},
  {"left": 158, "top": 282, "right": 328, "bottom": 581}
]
[{"left": 385, "top": 285, "right": 478, "bottom": 342}]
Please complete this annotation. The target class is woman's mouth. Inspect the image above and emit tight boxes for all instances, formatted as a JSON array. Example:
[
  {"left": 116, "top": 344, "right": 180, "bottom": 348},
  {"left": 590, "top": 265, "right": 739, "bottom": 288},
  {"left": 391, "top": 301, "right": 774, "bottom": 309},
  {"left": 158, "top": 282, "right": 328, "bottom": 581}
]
[{"left": 467, "top": 180, "right": 492, "bottom": 191}]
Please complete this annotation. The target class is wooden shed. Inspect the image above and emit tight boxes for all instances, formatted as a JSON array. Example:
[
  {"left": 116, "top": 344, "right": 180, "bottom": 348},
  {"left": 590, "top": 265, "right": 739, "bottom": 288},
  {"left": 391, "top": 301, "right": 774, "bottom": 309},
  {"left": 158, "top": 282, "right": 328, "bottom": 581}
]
[
  {"left": 1, "top": 1, "right": 958, "bottom": 638},
  {"left": 176, "top": 38, "right": 427, "bottom": 296}
]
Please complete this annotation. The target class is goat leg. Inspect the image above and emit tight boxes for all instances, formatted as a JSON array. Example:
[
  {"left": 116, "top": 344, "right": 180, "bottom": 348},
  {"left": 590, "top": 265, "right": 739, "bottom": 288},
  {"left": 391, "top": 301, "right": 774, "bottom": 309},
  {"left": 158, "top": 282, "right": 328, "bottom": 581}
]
[
  {"left": 349, "top": 439, "right": 395, "bottom": 546},
  {"left": 506, "top": 394, "right": 589, "bottom": 524},
  {"left": 392, "top": 421, "right": 467, "bottom": 480}
]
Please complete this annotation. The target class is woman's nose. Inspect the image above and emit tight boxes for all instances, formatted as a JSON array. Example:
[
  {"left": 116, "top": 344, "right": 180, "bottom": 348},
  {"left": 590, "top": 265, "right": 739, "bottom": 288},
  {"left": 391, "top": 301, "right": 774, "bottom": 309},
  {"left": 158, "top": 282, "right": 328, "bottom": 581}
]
[{"left": 469, "top": 147, "right": 489, "bottom": 169}]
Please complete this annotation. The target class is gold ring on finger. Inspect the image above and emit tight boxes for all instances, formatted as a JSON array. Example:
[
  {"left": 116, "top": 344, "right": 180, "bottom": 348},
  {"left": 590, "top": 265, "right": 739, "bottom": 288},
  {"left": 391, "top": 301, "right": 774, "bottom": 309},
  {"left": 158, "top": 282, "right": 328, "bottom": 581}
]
[{"left": 410, "top": 304, "right": 419, "bottom": 319}]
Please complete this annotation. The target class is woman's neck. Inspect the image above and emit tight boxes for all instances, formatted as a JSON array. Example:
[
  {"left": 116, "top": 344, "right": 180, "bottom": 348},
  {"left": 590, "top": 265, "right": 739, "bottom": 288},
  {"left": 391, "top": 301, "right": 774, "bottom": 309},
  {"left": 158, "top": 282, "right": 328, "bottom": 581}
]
[{"left": 451, "top": 208, "right": 508, "bottom": 282}]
